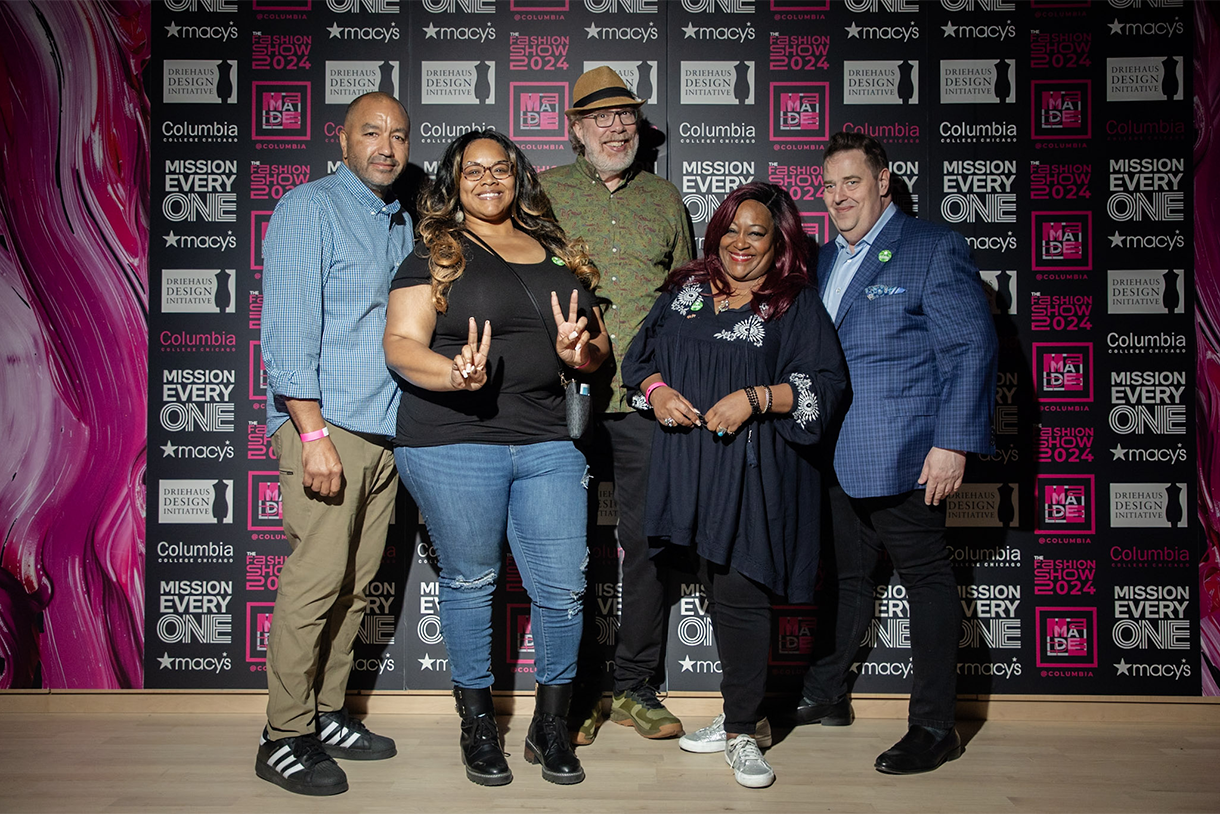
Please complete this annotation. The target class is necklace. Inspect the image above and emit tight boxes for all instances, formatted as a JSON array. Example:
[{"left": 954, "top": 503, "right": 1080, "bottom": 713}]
[{"left": 716, "top": 289, "right": 754, "bottom": 314}]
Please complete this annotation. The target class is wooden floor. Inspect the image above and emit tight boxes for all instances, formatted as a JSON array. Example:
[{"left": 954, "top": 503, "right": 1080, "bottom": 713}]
[{"left": 2, "top": 710, "right": 1218, "bottom": 814}]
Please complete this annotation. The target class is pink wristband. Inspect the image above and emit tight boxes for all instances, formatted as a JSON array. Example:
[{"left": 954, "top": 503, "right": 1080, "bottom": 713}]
[
  {"left": 300, "top": 427, "right": 329, "bottom": 443},
  {"left": 573, "top": 359, "right": 590, "bottom": 370},
  {"left": 644, "top": 381, "right": 668, "bottom": 405}
]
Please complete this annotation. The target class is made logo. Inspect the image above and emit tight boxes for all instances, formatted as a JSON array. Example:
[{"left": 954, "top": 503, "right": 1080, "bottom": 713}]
[
  {"left": 1109, "top": 483, "right": 1187, "bottom": 528},
  {"left": 1031, "top": 80, "right": 1091, "bottom": 140},
  {"left": 507, "top": 604, "right": 535, "bottom": 666},
  {"left": 681, "top": 61, "right": 754, "bottom": 105},
  {"left": 325, "top": 61, "right": 398, "bottom": 105},
  {"left": 1036, "top": 606, "right": 1097, "bottom": 668},
  {"left": 249, "top": 341, "right": 267, "bottom": 402},
  {"left": 769, "top": 82, "right": 829, "bottom": 141},
  {"left": 1107, "top": 56, "right": 1184, "bottom": 102},
  {"left": 1031, "top": 211, "right": 1091, "bottom": 271},
  {"left": 940, "top": 58, "right": 1016, "bottom": 104},
  {"left": 770, "top": 608, "right": 815, "bottom": 666},
  {"left": 248, "top": 472, "right": 282, "bottom": 531},
  {"left": 1035, "top": 474, "right": 1095, "bottom": 535},
  {"left": 252, "top": 82, "right": 310, "bottom": 140},
  {"left": 509, "top": 83, "right": 567, "bottom": 142},
  {"left": 163, "top": 60, "right": 238, "bottom": 104},
  {"left": 159, "top": 479, "right": 234, "bottom": 525},
  {"left": 420, "top": 61, "right": 495, "bottom": 105},
  {"left": 1107, "top": 269, "right": 1184, "bottom": 314},
  {"left": 843, "top": 60, "right": 918, "bottom": 105},
  {"left": 1033, "top": 342, "right": 1093, "bottom": 403},
  {"left": 245, "top": 602, "right": 275, "bottom": 663},
  {"left": 251, "top": 211, "right": 273, "bottom": 270}
]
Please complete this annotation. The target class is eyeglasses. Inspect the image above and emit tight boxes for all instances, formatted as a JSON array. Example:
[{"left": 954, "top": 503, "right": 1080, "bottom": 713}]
[
  {"left": 460, "top": 161, "right": 515, "bottom": 183},
  {"left": 581, "top": 109, "right": 638, "bottom": 128}
]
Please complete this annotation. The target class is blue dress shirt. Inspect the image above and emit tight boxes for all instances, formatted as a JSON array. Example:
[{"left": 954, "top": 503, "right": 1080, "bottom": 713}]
[
  {"left": 821, "top": 201, "right": 897, "bottom": 321},
  {"left": 261, "top": 164, "right": 414, "bottom": 438}
]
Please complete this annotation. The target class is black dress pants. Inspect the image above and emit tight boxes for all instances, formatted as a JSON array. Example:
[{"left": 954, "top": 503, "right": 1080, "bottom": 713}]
[
  {"left": 801, "top": 486, "right": 961, "bottom": 730},
  {"left": 698, "top": 557, "right": 771, "bottom": 736}
]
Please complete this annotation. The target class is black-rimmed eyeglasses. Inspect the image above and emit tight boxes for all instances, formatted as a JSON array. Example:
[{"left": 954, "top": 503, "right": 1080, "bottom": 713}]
[
  {"left": 581, "top": 109, "right": 638, "bottom": 128},
  {"left": 460, "top": 162, "right": 515, "bottom": 183}
]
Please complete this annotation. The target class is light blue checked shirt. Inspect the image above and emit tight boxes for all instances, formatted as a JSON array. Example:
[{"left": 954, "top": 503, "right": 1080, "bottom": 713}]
[
  {"left": 261, "top": 163, "right": 414, "bottom": 438},
  {"left": 821, "top": 201, "right": 897, "bottom": 321}
]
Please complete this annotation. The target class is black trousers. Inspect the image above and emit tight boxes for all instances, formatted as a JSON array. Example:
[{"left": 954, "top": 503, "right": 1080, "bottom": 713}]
[
  {"left": 698, "top": 557, "right": 771, "bottom": 736},
  {"left": 584, "top": 411, "right": 671, "bottom": 692},
  {"left": 802, "top": 486, "right": 960, "bottom": 729}
]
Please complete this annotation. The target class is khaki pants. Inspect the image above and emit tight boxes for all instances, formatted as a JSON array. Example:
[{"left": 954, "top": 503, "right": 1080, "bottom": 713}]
[{"left": 265, "top": 422, "right": 398, "bottom": 739}]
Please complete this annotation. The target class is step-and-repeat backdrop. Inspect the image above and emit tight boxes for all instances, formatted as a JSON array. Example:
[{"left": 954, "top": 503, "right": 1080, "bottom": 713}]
[{"left": 144, "top": 0, "right": 1199, "bottom": 697}]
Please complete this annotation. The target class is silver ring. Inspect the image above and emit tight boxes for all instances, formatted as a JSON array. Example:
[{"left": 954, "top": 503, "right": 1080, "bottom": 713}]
[
  {"left": 664, "top": 417, "right": 675, "bottom": 427},
  {"left": 717, "top": 426, "right": 727, "bottom": 436}
]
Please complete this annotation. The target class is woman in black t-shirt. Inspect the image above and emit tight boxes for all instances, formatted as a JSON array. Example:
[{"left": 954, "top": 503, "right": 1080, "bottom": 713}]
[{"left": 383, "top": 130, "right": 609, "bottom": 788}]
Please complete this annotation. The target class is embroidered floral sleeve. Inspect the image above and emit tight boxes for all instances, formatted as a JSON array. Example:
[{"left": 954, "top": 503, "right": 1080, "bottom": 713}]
[
  {"left": 714, "top": 314, "right": 766, "bottom": 347},
  {"left": 630, "top": 391, "right": 651, "bottom": 412},
  {"left": 670, "top": 281, "right": 702, "bottom": 315},
  {"left": 788, "top": 371, "right": 820, "bottom": 428}
]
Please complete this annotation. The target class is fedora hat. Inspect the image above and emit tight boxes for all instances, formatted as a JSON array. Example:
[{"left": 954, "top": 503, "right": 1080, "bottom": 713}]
[{"left": 566, "top": 66, "right": 642, "bottom": 115}]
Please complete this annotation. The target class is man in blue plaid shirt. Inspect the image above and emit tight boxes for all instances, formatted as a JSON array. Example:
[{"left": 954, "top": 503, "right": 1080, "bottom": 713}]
[{"left": 255, "top": 92, "right": 413, "bottom": 797}]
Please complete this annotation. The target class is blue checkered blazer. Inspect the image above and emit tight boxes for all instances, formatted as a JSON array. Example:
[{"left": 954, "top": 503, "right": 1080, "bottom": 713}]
[{"left": 818, "top": 209, "right": 998, "bottom": 499}]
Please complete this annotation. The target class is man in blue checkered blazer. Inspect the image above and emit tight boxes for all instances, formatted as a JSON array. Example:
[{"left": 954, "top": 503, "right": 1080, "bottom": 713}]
[{"left": 793, "top": 132, "right": 998, "bottom": 776}]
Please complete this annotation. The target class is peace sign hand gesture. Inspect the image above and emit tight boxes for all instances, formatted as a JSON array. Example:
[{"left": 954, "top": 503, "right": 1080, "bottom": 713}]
[
  {"left": 552, "top": 289, "right": 591, "bottom": 368},
  {"left": 451, "top": 317, "right": 492, "bottom": 391}
]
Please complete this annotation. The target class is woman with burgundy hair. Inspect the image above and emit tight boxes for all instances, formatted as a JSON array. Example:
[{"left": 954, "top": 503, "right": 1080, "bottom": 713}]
[{"left": 622, "top": 182, "right": 847, "bottom": 789}]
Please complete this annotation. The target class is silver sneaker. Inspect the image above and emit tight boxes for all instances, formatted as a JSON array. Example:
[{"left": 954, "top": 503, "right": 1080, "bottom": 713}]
[
  {"left": 678, "top": 713, "right": 773, "bottom": 754},
  {"left": 725, "top": 734, "right": 775, "bottom": 788}
]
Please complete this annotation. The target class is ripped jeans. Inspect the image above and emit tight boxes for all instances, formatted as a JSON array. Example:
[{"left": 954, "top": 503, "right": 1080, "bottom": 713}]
[{"left": 394, "top": 441, "right": 589, "bottom": 688}]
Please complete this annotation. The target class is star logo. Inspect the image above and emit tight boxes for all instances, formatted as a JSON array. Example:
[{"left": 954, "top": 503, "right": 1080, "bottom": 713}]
[
  {"left": 166, "top": 21, "right": 181, "bottom": 37},
  {"left": 158, "top": 652, "right": 174, "bottom": 670},
  {"left": 1114, "top": 658, "right": 1131, "bottom": 675},
  {"left": 423, "top": 23, "right": 439, "bottom": 39},
  {"left": 849, "top": 661, "right": 861, "bottom": 673},
  {"left": 1109, "top": 231, "right": 1124, "bottom": 247},
  {"left": 679, "top": 655, "right": 696, "bottom": 672},
  {"left": 163, "top": 231, "right": 180, "bottom": 247},
  {"left": 327, "top": 23, "right": 342, "bottom": 38},
  {"left": 845, "top": 22, "right": 862, "bottom": 38},
  {"left": 1111, "top": 444, "right": 1126, "bottom": 461},
  {"left": 419, "top": 653, "right": 436, "bottom": 670},
  {"left": 1108, "top": 18, "right": 1124, "bottom": 36},
  {"left": 585, "top": 23, "right": 601, "bottom": 39},
  {"left": 942, "top": 21, "right": 958, "bottom": 37},
  {"left": 161, "top": 441, "right": 178, "bottom": 458},
  {"left": 683, "top": 22, "right": 698, "bottom": 38}
]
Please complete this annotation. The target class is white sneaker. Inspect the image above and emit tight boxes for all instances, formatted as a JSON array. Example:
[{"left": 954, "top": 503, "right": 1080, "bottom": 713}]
[
  {"left": 725, "top": 734, "right": 775, "bottom": 788},
  {"left": 679, "top": 714, "right": 774, "bottom": 754}
]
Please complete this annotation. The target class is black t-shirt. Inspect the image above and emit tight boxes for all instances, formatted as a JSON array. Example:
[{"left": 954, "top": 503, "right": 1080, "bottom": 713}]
[{"left": 392, "top": 236, "right": 599, "bottom": 447}]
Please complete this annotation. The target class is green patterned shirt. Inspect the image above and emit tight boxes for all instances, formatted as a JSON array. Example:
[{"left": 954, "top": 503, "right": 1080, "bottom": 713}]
[{"left": 541, "top": 156, "right": 694, "bottom": 412}]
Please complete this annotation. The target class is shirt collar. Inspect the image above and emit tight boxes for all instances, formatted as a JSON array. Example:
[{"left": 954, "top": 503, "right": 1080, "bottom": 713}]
[
  {"left": 336, "top": 163, "right": 402, "bottom": 215},
  {"left": 834, "top": 201, "right": 897, "bottom": 256},
  {"left": 574, "top": 154, "right": 638, "bottom": 191}
]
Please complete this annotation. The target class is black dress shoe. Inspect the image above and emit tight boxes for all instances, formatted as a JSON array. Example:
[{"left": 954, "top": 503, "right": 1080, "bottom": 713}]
[
  {"left": 793, "top": 697, "right": 854, "bottom": 727},
  {"left": 874, "top": 726, "right": 963, "bottom": 775}
]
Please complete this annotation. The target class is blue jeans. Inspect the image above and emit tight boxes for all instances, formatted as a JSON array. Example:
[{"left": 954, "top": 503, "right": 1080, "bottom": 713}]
[{"left": 395, "top": 442, "right": 589, "bottom": 688}]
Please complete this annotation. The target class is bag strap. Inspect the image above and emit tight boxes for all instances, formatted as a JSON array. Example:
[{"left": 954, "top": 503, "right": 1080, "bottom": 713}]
[{"left": 461, "top": 229, "right": 571, "bottom": 385}]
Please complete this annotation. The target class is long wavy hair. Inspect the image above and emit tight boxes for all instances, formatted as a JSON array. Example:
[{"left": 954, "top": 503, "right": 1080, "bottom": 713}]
[
  {"left": 416, "top": 129, "right": 598, "bottom": 312},
  {"left": 662, "top": 182, "right": 809, "bottom": 321}
]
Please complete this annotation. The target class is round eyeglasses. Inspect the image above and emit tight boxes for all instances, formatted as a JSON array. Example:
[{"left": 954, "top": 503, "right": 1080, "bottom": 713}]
[
  {"left": 582, "top": 109, "right": 638, "bottom": 128},
  {"left": 461, "top": 162, "right": 515, "bottom": 183}
]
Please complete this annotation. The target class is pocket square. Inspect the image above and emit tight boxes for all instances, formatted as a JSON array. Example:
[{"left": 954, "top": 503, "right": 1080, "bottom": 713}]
[{"left": 864, "top": 284, "right": 906, "bottom": 300}]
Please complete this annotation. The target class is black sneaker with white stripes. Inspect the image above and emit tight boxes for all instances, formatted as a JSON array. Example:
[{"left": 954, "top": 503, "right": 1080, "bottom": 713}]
[
  {"left": 255, "top": 729, "right": 348, "bottom": 796},
  {"left": 317, "top": 708, "right": 397, "bottom": 761}
]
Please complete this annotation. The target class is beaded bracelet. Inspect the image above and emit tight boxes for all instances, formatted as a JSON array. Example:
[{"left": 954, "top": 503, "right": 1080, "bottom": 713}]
[
  {"left": 762, "top": 385, "right": 773, "bottom": 414},
  {"left": 745, "top": 386, "right": 761, "bottom": 415}
]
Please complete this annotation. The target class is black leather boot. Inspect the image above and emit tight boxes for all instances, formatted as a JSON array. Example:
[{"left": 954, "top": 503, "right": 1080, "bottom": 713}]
[
  {"left": 524, "top": 683, "right": 585, "bottom": 784},
  {"left": 453, "top": 687, "right": 512, "bottom": 786}
]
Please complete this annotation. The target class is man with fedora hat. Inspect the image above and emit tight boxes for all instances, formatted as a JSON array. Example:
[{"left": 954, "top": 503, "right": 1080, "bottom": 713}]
[{"left": 541, "top": 66, "right": 694, "bottom": 746}]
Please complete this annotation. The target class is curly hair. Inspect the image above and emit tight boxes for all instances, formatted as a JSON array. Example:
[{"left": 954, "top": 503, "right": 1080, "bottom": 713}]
[
  {"left": 415, "top": 129, "right": 598, "bottom": 312},
  {"left": 661, "top": 182, "right": 809, "bottom": 322}
]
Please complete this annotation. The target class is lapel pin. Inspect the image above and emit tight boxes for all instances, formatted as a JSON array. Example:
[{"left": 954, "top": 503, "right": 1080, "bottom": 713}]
[
  {"left": 878, "top": 249, "right": 893, "bottom": 262},
  {"left": 691, "top": 299, "right": 704, "bottom": 312}
]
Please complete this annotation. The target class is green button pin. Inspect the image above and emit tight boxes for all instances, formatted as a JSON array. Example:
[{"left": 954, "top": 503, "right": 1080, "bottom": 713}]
[
  {"left": 878, "top": 249, "right": 893, "bottom": 262},
  {"left": 691, "top": 299, "right": 704, "bottom": 312},
  {"left": 552, "top": 256, "right": 565, "bottom": 265}
]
